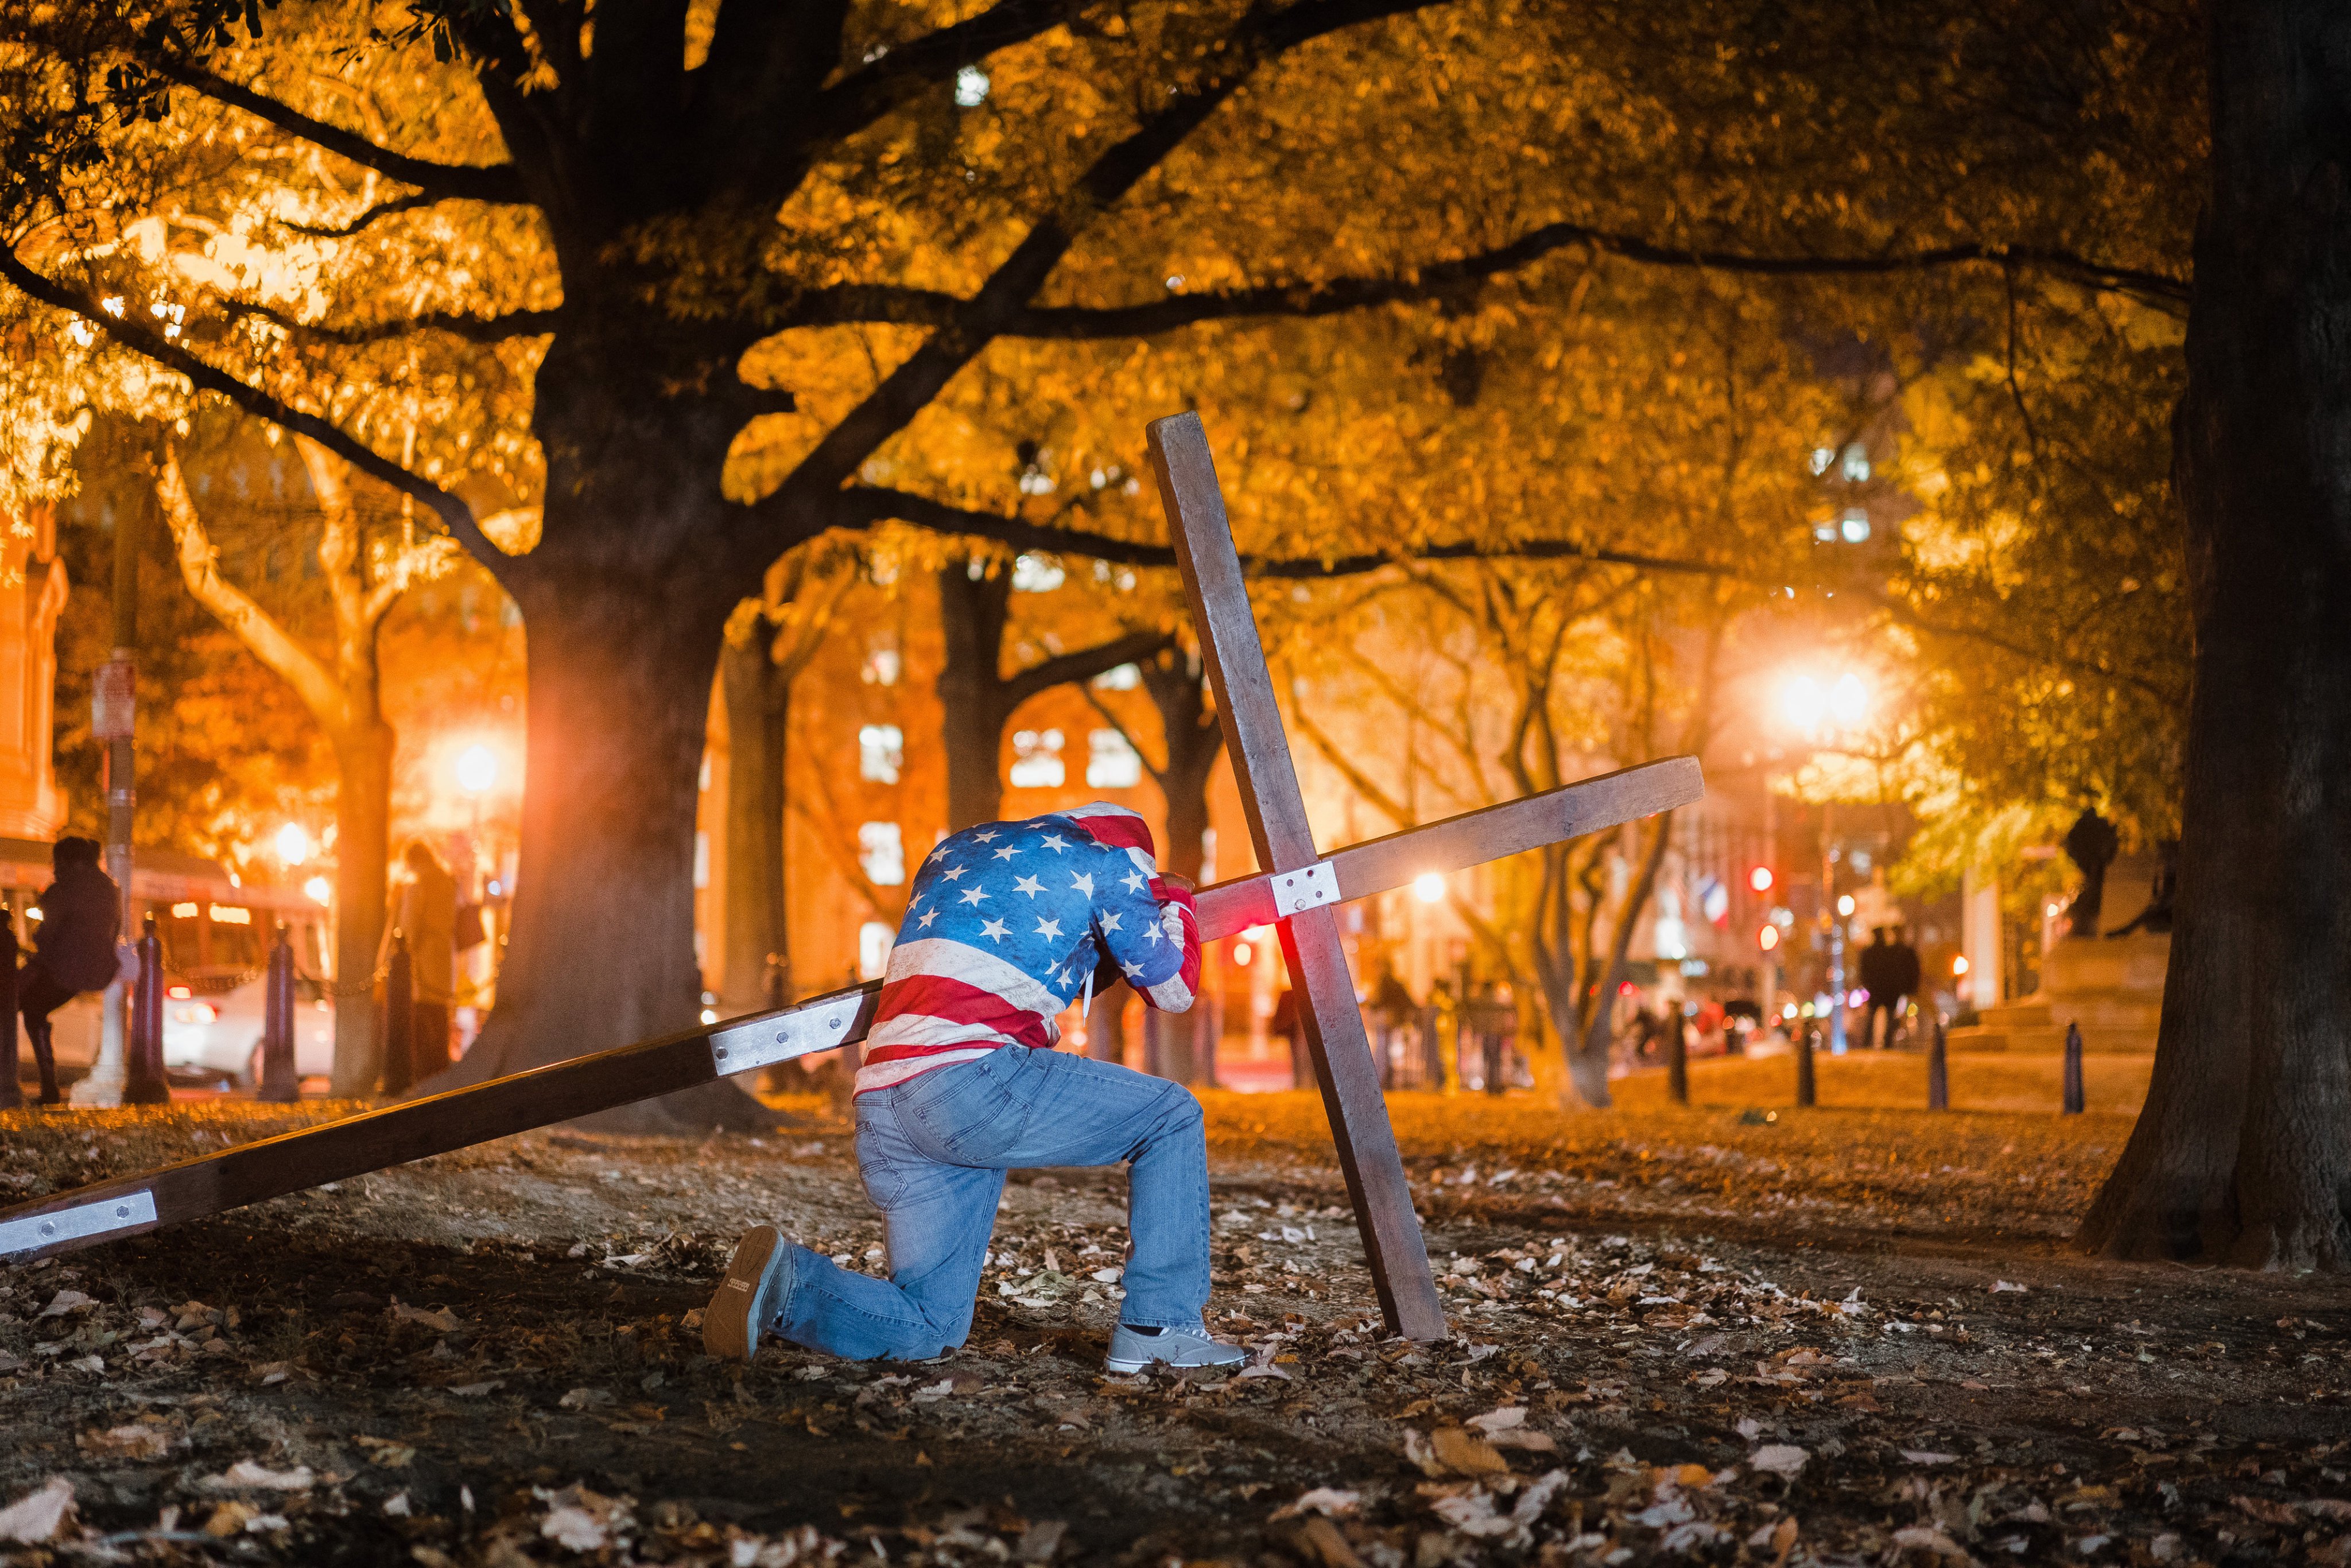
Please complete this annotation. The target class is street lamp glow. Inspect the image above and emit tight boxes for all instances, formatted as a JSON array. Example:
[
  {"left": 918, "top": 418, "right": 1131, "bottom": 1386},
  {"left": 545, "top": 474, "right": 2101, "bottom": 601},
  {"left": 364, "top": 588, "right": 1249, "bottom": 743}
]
[
  {"left": 304, "top": 875, "right": 332, "bottom": 906},
  {"left": 1780, "top": 675, "right": 1825, "bottom": 732},
  {"left": 1952, "top": 954, "right": 1970, "bottom": 977},
  {"left": 1836, "top": 894, "right": 1856, "bottom": 917},
  {"left": 1829, "top": 672, "right": 1868, "bottom": 726},
  {"left": 455, "top": 744, "right": 498, "bottom": 795},
  {"left": 1412, "top": 872, "right": 1447, "bottom": 904},
  {"left": 274, "top": 822, "right": 310, "bottom": 865}
]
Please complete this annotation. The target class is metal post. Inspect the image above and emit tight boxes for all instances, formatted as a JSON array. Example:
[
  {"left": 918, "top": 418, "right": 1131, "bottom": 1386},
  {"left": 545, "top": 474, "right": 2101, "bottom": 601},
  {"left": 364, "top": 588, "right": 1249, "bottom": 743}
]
[
  {"left": 80, "top": 495, "right": 141, "bottom": 1108},
  {"left": 1795, "top": 1021, "right": 1817, "bottom": 1108},
  {"left": 2062, "top": 1020, "right": 2085, "bottom": 1114},
  {"left": 123, "top": 913, "right": 168, "bottom": 1105},
  {"left": 0, "top": 901, "right": 17, "bottom": 1111},
  {"left": 258, "top": 923, "right": 298, "bottom": 1103},
  {"left": 1824, "top": 802, "right": 1848, "bottom": 1055},
  {"left": 381, "top": 932, "right": 414, "bottom": 1097},
  {"left": 1927, "top": 1010, "right": 1949, "bottom": 1111},
  {"left": 1667, "top": 1012, "right": 1689, "bottom": 1105}
]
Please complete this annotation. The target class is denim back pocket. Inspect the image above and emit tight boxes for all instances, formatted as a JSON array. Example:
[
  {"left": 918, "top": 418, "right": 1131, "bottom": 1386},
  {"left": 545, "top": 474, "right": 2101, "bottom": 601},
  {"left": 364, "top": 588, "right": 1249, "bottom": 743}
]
[{"left": 903, "top": 1049, "right": 1037, "bottom": 1165}]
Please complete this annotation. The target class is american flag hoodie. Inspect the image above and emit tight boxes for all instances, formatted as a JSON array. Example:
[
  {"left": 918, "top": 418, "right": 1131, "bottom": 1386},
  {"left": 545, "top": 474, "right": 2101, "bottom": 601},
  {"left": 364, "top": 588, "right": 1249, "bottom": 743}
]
[{"left": 854, "top": 802, "right": 1202, "bottom": 1095}]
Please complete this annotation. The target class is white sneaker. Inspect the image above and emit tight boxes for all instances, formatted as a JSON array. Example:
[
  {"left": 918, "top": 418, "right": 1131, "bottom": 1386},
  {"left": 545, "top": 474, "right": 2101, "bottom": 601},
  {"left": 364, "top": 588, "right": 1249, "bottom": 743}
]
[{"left": 1104, "top": 1322, "right": 1248, "bottom": 1373}]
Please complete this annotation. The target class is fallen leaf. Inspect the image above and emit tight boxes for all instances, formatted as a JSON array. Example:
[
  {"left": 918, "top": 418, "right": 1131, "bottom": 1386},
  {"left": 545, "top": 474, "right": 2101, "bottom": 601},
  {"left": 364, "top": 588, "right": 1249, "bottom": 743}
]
[
  {"left": 78, "top": 1424, "right": 170, "bottom": 1461},
  {"left": 1015, "top": 1519, "right": 1068, "bottom": 1563},
  {"left": 203, "top": 1461, "right": 314, "bottom": 1491},
  {"left": 37, "top": 1290, "right": 95, "bottom": 1318},
  {"left": 1891, "top": 1526, "right": 1972, "bottom": 1563},
  {"left": 1271, "top": 1487, "right": 1363, "bottom": 1520},
  {"left": 0, "top": 1478, "right": 75, "bottom": 1543},
  {"left": 1749, "top": 1445, "right": 1809, "bottom": 1478},
  {"left": 354, "top": 1435, "right": 416, "bottom": 1468},
  {"left": 66, "top": 1353, "right": 104, "bottom": 1373},
  {"left": 559, "top": 1387, "right": 615, "bottom": 1410},
  {"left": 1902, "top": 1450, "right": 1962, "bottom": 1465},
  {"left": 1429, "top": 1427, "right": 1511, "bottom": 1477},
  {"left": 543, "top": 1505, "right": 608, "bottom": 1551},
  {"left": 1289, "top": 1514, "right": 1367, "bottom": 1568},
  {"left": 2236, "top": 1495, "right": 2302, "bottom": 1527},
  {"left": 203, "top": 1501, "right": 256, "bottom": 1538},
  {"left": 1466, "top": 1407, "right": 1526, "bottom": 1433},
  {"left": 389, "top": 1299, "right": 461, "bottom": 1333},
  {"left": 1989, "top": 1280, "right": 2029, "bottom": 1294},
  {"left": 447, "top": 1379, "right": 504, "bottom": 1398}
]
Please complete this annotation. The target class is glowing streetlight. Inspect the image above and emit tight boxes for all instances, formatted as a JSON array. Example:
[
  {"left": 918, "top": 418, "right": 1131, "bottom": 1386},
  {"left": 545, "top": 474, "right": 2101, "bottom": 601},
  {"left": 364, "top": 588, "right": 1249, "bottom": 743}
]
[
  {"left": 1413, "top": 872, "right": 1447, "bottom": 905},
  {"left": 1836, "top": 894, "right": 1856, "bottom": 917},
  {"left": 455, "top": 744, "right": 498, "bottom": 795},
  {"left": 1952, "top": 954, "right": 1970, "bottom": 977},
  {"left": 304, "top": 875, "right": 332, "bottom": 906},
  {"left": 1829, "top": 672, "right": 1868, "bottom": 727},
  {"left": 274, "top": 822, "right": 311, "bottom": 866},
  {"left": 1780, "top": 675, "right": 1825, "bottom": 732}
]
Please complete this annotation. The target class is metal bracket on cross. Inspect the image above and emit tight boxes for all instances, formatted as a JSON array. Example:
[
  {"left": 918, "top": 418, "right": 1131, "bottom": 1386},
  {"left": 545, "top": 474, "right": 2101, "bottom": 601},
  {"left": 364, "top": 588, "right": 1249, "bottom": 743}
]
[{"left": 0, "top": 414, "right": 1704, "bottom": 1317}]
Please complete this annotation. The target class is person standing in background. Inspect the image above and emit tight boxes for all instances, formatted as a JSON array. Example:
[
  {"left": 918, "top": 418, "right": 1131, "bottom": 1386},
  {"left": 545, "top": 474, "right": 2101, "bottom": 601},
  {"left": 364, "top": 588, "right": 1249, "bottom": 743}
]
[
  {"left": 389, "top": 841, "right": 458, "bottom": 1078},
  {"left": 20, "top": 837, "right": 121, "bottom": 1105}
]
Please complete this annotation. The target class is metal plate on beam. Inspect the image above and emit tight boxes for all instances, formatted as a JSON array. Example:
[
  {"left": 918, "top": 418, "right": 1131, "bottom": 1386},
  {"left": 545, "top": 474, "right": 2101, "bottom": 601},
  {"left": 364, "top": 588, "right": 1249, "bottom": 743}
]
[
  {"left": 1271, "top": 861, "right": 1339, "bottom": 918},
  {"left": 0, "top": 1188, "right": 156, "bottom": 1258},
  {"left": 709, "top": 999, "right": 864, "bottom": 1077}
]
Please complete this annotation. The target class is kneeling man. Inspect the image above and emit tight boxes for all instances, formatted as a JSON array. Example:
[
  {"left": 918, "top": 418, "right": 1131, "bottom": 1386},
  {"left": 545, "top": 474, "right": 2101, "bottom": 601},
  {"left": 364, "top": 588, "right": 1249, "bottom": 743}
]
[{"left": 704, "top": 803, "right": 1243, "bottom": 1373}]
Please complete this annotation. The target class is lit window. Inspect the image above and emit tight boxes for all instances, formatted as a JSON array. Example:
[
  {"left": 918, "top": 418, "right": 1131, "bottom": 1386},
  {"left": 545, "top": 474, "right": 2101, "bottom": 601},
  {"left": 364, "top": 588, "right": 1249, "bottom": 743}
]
[
  {"left": 1086, "top": 729, "right": 1143, "bottom": 789},
  {"left": 1092, "top": 662, "right": 1141, "bottom": 691},
  {"left": 209, "top": 905, "right": 252, "bottom": 925},
  {"left": 1840, "top": 507, "right": 1871, "bottom": 543},
  {"left": 858, "top": 921, "right": 895, "bottom": 980},
  {"left": 1841, "top": 443, "right": 1871, "bottom": 482},
  {"left": 953, "top": 65, "right": 990, "bottom": 107},
  {"left": 861, "top": 648, "right": 902, "bottom": 687},
  {"left": 1008, "top": 729, "right": 1065, "bottom": 788},
  {"left": 859, "top": 724, "right": 903, "bottom": 784},
  {"left": 170, "top": 901, "right": 199, "bottom": 919},
  {"left": 1809, "top": 447, "right": 1834, "bottom": 476},
  {"left": 1012, "top": 553, "right": 1064, "bottom": 592},
  {"left": 859, "top": 821, "right": 906, "bottom": 886},
  {"left": 695, "top": 830, "right": 710, "bottom": 890},
  {"left": 1811, "top": 518, "right": 1838, "bottom": 543}
]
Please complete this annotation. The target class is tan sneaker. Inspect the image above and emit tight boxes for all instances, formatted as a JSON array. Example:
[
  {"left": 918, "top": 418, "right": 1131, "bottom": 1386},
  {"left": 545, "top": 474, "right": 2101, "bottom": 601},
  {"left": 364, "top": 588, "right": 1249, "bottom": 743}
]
[{"left": 704, "top": 1225, "right": 790, "bottom": 1361}]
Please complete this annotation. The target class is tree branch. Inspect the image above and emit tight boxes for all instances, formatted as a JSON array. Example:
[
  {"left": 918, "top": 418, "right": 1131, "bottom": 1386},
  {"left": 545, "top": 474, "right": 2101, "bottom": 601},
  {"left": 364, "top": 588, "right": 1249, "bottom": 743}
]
[
  {"left": 1002, "top": 629, "right": 1171, "bottom": 711},
  {"left": 278, "top": 192, "right": 438, "bottom": 239},
  {"left": 0, "top": 249, "right": 517, "bottom": 587},
  {"left": 801, "top": 0, "right": 1096, "bottom": 152},
  {"left": 830, "top": 483, "right": 1741, "bottom": 580},
  {"left": 151, "top": 57, "right": 529, "bottom": 205},
  {"left": 798, "top": 228, "right": 2186, "bottom": 338},
  {"left": 157, "top": 445, "right": 347, "bottom": 729},
  {"left": 227, "top": 300, "right": 562, "bottom": 344}
]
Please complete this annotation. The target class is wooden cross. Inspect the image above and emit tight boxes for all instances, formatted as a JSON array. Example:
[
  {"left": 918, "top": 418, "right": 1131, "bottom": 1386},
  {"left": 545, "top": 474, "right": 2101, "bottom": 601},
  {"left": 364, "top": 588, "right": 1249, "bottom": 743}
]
[{"left": 0, "top": 414, "right": 1703, "bottom": 1334}]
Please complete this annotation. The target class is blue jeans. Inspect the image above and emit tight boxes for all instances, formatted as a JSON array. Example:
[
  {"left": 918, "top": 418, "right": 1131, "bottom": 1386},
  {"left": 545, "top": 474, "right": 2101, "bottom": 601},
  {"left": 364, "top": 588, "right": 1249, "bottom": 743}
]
[{"left": 767, "top": 1046, "right": 1212, "bottom": 1360}]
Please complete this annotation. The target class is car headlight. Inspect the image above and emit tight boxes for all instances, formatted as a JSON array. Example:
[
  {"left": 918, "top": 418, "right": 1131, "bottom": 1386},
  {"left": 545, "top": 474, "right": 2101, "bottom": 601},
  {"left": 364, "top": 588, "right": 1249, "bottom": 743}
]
[{"left": 171, "top": 1003, "right": 218, "bottom": 1025}]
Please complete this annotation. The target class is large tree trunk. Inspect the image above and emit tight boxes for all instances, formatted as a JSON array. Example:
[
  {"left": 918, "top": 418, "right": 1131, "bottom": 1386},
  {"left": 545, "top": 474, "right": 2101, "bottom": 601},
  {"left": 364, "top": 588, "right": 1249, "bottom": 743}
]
[
  {"left": 937, "top": 559, "right": 1014, "bottom": 832},
  {"left": 327, "top": 722, "right": 391, "bottom": 1097},
  {"left": 1143, "top": 653, "right": 1222, "bottom": 884},
  {"left": 1568, "top": 815, "right": 1675, "bottom": 1111},
  {"left": 2080, "top": 0, "right": 2351, "bottom": 1268},
  {"left": 719, "top": 631, "right": 789, "bottom": 1013},
  {"left": 429, "top": 557, "right": 779, "bottom": 1132}
]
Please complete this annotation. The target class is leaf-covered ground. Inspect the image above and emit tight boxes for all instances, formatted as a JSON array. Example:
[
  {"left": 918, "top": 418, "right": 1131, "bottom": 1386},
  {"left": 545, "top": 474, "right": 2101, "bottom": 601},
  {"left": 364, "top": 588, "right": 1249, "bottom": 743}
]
[{"left": 1, "top": 1062, "right": 2345, "bottom": 1568}]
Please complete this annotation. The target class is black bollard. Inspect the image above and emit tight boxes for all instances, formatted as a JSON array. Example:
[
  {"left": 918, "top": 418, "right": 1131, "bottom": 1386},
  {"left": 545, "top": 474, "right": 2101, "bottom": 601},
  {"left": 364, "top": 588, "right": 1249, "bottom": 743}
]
[
  {"left": 2062, "top": 1020, "right": 2085, "bottom": 1114},
  {"left": 257, "top": 922, "right": 298, "bottom": 1103},
  {"left": 1927, "top": 1011, "right": 1949, "bottom": 1111},
  {"left": 124, "top": 912, "right": 170, "bottom": 1105},
  {"left": 1419, "top": 1004, "right": 1445, "bottom": 1090},
  {"left": 1668, "top": 1015, "right": 1689, "bottom": 1105},
  {"left": 380, "top": 930, "right": 414, "bottom": 1097},
  {"left": 1795, "top": 1022, "right": 1817, "bottom": 1108},
  {"left": 0, "top": 900, "right": 17, "bottom": 1112},
  {"left": 1482, "top": 1025, "right": 1506, "bottom": 1097}
]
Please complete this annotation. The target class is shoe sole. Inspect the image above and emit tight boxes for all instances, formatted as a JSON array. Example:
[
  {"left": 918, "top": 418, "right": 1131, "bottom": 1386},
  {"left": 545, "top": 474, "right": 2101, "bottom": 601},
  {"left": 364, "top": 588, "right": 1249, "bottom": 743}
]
[
  {"left": 1104, "top": 1350, "right": 1248, "bottom": 1374},
  {"left": 704, "top": 1225, "right": 782, "bottom": 1362}
]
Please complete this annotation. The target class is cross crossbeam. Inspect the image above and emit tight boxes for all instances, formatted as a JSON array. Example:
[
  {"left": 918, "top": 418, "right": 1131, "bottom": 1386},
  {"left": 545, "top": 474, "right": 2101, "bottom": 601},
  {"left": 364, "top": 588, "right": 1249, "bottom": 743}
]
[{"left": 0, "top": 757, "right": 1696, "bottom": 1266}]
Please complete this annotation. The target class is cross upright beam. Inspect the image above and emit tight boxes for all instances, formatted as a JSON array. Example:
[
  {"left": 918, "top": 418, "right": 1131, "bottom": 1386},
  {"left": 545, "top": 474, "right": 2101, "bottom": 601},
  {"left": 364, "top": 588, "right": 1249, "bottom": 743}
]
[{"left": 1146, "top": 411, "right": 1450, "bottom": 1342}]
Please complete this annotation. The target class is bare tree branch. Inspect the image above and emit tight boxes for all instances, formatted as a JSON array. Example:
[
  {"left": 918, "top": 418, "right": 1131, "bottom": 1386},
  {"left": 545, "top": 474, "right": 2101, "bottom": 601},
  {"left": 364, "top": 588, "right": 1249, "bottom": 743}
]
[
  {"left": 795, "top": 230, "right": 2186, "bottom": 338},
  {"left": 226, "top": 300, "right": 562, "bottom": 344},
  {"left": 278, "top": 192, "right": 440, "bottom": 238},
  {"left": 150, "top": 57, "right": 529, "bottom": 205}
]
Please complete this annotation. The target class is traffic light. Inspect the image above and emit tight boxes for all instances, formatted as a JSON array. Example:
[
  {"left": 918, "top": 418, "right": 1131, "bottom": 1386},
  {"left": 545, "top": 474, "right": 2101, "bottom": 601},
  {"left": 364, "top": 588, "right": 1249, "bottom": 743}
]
[
  {"left": 1748, "top": 865, "right": 1775, "bottom": 894},
  {"left": 1758, "top": 924, "right": 1780, "bottom": 953}
]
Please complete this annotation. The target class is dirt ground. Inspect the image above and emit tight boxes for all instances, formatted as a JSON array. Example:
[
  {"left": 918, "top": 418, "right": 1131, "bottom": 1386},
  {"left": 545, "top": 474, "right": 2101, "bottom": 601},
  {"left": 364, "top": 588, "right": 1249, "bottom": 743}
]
[{"left": 1, "top": 1061, "right": 2346, "bottom": 1568}]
